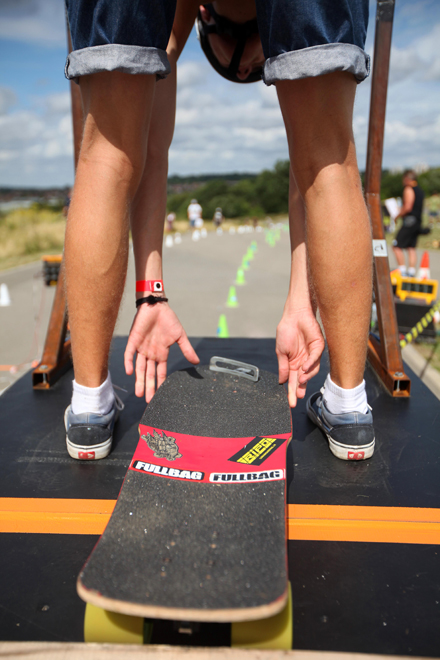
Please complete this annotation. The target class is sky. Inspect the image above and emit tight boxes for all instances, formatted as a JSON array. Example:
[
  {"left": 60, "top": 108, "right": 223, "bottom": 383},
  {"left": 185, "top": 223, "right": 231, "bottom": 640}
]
[{"left": 0, "top": 0, "right": 439, "bottom": 188}]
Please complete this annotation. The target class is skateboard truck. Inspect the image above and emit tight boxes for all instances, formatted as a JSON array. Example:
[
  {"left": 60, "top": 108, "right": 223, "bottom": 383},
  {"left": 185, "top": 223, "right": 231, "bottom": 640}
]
[
  {"left": 174, "top": 621, "right": 200, "bottom": 635},
  {"left": 209, "top": 356, "right": 259, "bottom": 382}
]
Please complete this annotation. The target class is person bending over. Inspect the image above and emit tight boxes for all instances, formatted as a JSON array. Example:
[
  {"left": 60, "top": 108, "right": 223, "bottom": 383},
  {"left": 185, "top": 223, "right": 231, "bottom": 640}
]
[{"left": 63, "top": 0, "right": 374, "bottom": 464}]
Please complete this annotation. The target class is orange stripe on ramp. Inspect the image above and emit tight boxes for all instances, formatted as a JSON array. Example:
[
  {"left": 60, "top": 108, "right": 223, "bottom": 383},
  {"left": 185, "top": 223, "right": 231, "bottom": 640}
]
[
  {"left": 0, "top": 498, "right": 115, "bottom": 535},
  {"left": 287, "top": 504, "right": 440, "bottom": 545},
  {"left": 2, "top": 499, "right": 440, "bottom": 543}
]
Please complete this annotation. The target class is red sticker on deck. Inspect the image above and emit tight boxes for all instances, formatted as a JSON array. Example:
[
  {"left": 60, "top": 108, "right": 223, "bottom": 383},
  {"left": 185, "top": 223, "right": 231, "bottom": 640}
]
[{"left": 129, "top": 425, "right": 291, "bottom": 483}]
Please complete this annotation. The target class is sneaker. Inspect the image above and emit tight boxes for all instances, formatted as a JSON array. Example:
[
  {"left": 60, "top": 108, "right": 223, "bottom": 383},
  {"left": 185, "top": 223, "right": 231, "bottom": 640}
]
[
  {"left": 64, "top": 393, "right": 124, "bottom": 460},
  {"left": 306, "top": 389, "right": 375, "bottom": 461}
]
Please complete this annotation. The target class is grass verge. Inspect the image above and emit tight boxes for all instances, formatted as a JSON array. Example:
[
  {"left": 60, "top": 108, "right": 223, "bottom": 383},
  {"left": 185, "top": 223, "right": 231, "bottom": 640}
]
[
  {"left": 412, "top": 339, "right": 440, "bottom": 373},
  {"left": 0, "top": 206, "right": 65, "bottom": 272}
]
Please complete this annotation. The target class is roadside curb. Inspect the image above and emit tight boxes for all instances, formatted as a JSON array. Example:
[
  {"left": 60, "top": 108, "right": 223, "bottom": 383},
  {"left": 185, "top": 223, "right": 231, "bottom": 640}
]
[{"left": 402, "top": 343, "right": 440, "bottom": 400}]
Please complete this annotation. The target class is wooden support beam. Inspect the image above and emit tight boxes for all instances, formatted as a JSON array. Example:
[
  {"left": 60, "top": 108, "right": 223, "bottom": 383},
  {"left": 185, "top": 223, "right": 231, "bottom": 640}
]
[
  {"left": 365, "top": 0, "right": 410, "bottom": 396},
  {"left": 32, "top": 15, "right": 84, "bottom": 389},
  {"left": 32, "top": 263, "right": 71, "bottom": 389}
]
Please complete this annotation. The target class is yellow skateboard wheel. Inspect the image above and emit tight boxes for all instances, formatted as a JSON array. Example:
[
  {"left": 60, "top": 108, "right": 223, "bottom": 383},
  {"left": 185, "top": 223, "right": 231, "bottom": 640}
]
[
  {"left": 84, "top": 602, "right": 145, "bottom": 644},
  {"left": 231, "top": 582, "right": 293, "bottom": 650}
]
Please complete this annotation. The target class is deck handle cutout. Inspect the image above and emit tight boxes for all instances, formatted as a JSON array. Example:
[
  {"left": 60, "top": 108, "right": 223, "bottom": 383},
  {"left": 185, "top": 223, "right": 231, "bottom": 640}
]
[{"left": 209, "top": 356, "right": 259, "bottom": 382}]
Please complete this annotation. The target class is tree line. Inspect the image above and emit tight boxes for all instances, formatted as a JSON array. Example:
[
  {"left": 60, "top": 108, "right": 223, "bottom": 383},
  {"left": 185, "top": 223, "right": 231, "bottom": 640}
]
[
  {"left": 167, "top": 161, "right": 440, "bottom": 220},
  {"left": 167, "top": 160, "right": 289, "bottom": 219}
]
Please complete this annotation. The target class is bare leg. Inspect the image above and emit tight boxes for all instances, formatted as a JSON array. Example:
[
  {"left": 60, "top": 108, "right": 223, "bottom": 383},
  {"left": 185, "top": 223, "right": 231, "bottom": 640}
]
[
  {"left": 408, "top": 248, "right": 417, "bottom": 270},
  {"left": 64, "top": 71, "right": 156, "bottom": 388},
  {"left": 392, "top": 246, "right": 406, "bottom": 267},
  {"left": 277, "top": 72, "right": 372, "bottom": 389}
]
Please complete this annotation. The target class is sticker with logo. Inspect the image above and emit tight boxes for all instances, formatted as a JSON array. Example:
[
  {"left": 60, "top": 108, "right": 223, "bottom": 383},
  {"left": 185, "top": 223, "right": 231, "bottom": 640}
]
[
  {"left": 130, "top": 425, "right": 291, "bottom": 483},
  {"left": 348, "top": 451, "right": 365, "bottom": 460},
  {"left": 228, "top": 436, "right": 285, "bottom": 466},
  {"left": 78, "top": 451, "right": 95, "bottom": 460},
  {"left": 141, "top": 428, "right": 182, "bottom": 461}
]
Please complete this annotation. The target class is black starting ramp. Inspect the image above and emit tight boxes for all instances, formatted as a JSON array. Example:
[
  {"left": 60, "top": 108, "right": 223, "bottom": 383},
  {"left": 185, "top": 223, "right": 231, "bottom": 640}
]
[{"left": 0, "top": 337, "right": 439, "bottom": 655}]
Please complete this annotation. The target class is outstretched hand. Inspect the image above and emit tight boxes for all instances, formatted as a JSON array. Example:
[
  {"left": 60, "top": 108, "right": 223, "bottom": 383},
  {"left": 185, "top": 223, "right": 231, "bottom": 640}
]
[
  {"left": 276, "top": 305, "right": 325, "bottom": 408},
  {"left": 124, "top": 303, "right": 199, "bottom": 403}
]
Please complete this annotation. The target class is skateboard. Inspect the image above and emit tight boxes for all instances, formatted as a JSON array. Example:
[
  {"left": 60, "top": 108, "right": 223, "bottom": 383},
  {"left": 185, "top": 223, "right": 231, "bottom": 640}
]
[{"left": 78, "top": 357, "right": 292, "bottom": 647}]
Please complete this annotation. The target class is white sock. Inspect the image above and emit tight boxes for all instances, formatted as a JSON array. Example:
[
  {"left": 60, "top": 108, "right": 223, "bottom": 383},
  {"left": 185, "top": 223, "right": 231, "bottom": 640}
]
[
  {"left": 407, "top": 267, "right": 416, "bottom": 277},
  {"left": 323, "top": 374, "right": 369, "bottom": 415},
  {"left": 398, "top": 265, "right": 407, "bottom": 275},
  {"left": 71, "top": 372, "right": 115, "bottom": 415}
]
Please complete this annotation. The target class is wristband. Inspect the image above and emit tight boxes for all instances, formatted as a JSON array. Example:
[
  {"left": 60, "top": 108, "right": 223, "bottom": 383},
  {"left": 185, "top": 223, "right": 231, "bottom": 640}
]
[
  {"left": 136, "top": 295, "right": 168, "bottom": 308},
  {"left": 136, "top": 280, "right": 164, "bottom": 293}
]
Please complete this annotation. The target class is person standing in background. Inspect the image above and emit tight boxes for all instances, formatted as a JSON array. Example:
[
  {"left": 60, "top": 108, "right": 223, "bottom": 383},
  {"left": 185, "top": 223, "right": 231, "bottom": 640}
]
[
  {"left": 392, "top": 170, "right": 425, "bottom": 277},
  {"left": 187, "top": 199, "right": 203, "bottom": 227}
]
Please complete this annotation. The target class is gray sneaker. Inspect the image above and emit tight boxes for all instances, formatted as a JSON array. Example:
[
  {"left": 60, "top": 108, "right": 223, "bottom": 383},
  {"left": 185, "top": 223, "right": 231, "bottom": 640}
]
[
  {"left": 306, "top": 389, "right": 375, "bottom": 461},
  {"left": 64, "top": 393, "right": 124, "bottom": 460}
]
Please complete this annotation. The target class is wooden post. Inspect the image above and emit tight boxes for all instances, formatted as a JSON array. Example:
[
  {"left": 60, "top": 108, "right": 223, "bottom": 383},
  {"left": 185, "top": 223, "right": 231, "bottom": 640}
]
[
  {"left": 365, "top": 0, "right": 410, "bottom": 396},
  {"left": 32, "top": 14, "right": 83, "bottom": 389}
]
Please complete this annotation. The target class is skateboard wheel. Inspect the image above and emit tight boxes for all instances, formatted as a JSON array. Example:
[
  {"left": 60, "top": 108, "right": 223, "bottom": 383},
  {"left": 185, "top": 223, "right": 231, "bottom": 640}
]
[
  {"left": 84, "top": 602, "right": 149, "bottom": 644},
  {"left": 231, "top": 583, "right": 292, "bottom": 650}
]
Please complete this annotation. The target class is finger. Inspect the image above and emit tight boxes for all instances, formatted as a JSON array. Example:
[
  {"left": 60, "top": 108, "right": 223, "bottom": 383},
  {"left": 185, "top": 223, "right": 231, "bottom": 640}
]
[
  {"left": 177, "top": 333, "right": 200, "bottom": 364},
  {"left": 124, "top": 340, "right": 136, "bottom": 376},
  {"left": 145, "top": 359, "right": 157, "bottom": 403},
  {"left": 134, "top": 353, "right": 147, "bottom": 398},
  {"left": 302, "top": 343, "right": 324, "bottom": 374},
  {"left": 156, "top": 361, "right": 167, "bottom": 390},
  {"left": 298, "top": 358, "right": 321, "bottom": 385},
  {"left": 277, "top": 352, "right": 290, "bottom": 384},
  {"left": 288, "top": 367, "right": 299, "bottom": 408},
  {"left": 296, "top": 379, "right": 308, "bottom": 400}
]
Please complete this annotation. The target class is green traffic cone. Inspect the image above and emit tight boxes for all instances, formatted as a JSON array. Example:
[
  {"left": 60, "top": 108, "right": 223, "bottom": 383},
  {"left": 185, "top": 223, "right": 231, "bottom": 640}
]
[
  {"left": 226, "top": 286, "right": 238, "bottom": 308},
  {"left": 246, "top": 248, "right": 254, "bottom": 261},
  {"left": 217, "top": 314, "right": 229, "bottom": 338},
  {"left": 242, "top": 257, "right": 250, "bottom": 270},
  {"left": 236, "top": 268, "right": 246, "bottom": 285}
]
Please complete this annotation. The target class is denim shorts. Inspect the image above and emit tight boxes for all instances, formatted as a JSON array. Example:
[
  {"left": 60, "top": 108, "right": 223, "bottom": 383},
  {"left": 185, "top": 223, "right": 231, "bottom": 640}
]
[
  {"left": 64, "top": 0, "right": 176, "bottom": 82},
  {"left": 255, "top": 0, "right": 370, "bottom": 85}
]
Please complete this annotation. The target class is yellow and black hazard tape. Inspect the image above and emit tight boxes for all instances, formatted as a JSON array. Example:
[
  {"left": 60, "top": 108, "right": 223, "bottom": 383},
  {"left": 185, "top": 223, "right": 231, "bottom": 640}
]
[{"left": 399, "top": 300, "right": 440, "bottom": 348}]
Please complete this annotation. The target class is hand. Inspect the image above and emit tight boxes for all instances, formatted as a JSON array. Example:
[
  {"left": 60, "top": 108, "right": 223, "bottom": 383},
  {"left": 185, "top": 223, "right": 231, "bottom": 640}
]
[
  {"left": 276, "top": 305, "right": 325, "bottom": 408},
  {"left": 124, "top": 303, "right": 199, "bottom": 403}
]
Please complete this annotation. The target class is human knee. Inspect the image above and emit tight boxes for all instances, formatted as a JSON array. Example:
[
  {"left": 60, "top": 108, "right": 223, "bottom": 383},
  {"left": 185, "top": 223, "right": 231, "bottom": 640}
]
[
  {"left": 78, "top": 72, "right": 155, "bottom": 189},
  {"left": 78, "top": 133, "right": 146, "bottom": 197},
  {"left": 278, "top": 73, "right": 358, "bottom": 187},
  {"left": 295, "top": 159, "right": 361, "bottom": 203}
]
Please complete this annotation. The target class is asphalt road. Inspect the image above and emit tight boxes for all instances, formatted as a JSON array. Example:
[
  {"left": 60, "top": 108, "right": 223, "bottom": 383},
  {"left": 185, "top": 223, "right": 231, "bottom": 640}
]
[
  {"left": 0, "top": 224, "right": 291, "bottom": 394},
  {"left": 1, "top": 226, "right": 440, "bottom": 396}
]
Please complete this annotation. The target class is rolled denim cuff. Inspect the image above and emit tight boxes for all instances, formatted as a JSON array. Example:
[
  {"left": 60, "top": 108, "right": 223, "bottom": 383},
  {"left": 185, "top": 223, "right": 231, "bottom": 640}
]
[
  {"left": 263, "top": 43, "right": 370, "bottom": 86},
  {"left": 65, "top": 44, "right": 171, "bottom": 82}
]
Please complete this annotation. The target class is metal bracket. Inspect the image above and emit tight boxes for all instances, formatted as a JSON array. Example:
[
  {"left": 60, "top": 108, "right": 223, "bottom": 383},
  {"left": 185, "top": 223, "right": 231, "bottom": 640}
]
[{"left": 209, "top": 356, "right": 259, "bottom": 382}]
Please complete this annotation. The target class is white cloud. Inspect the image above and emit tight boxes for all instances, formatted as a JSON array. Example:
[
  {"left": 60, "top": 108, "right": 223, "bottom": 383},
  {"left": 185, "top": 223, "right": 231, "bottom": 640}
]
[
  {"left": 389, "top": 46, "right": 423, "bottom": 85},
  {"left": 0, "top": 88, "right": 17, "bottom": 115},
  {"left": 387, "top": 21, "right": 440, "bottom": 84},
  {"left": 170, "top": 76, "right": 288, "bottom": 175},
  {"left": 0, "top": 0, "right": 65, "bottom": 46},
  {"left": 177, "top": 61, "right": 208, "bottom": 88},
  {"left": 0, "top": 91, "right": 73, "bottom": 186},
  {"left": 43, "top": 92, "right": 71, "bottom": 115}
]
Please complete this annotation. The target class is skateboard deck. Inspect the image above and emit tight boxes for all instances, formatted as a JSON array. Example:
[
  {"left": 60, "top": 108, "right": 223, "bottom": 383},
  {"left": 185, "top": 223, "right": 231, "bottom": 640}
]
[{"left": 77, "top": 357, "right": 292, "bottom": 623}]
